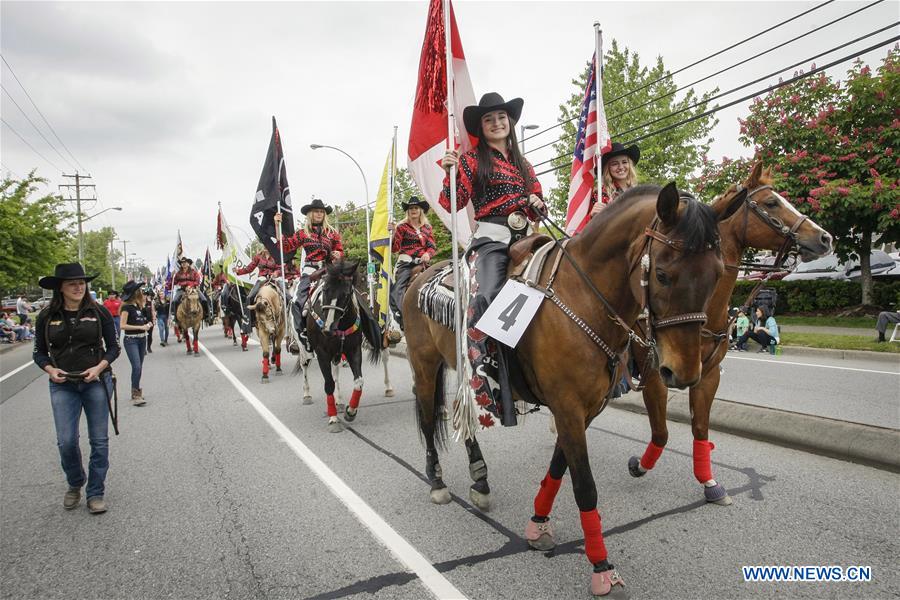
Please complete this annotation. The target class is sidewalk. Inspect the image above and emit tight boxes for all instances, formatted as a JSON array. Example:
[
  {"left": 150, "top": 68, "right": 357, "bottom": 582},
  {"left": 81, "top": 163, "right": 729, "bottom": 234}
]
[
  {"left": 780, "top": 324, "right": 874, "bottom": 337},
  {"left": 386, "top": 339, "right": 899, "bottom": 472}
]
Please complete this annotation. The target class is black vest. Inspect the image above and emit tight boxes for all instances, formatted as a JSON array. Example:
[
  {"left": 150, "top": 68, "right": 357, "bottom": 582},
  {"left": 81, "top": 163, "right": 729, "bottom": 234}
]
[{"left": 45, "top": 307, "right": 104, "bottom": 373}]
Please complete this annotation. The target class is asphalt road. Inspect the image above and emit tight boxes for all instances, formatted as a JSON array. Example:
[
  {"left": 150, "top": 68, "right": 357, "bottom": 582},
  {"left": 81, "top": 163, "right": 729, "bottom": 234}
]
[{"left": 1, "top": 329, "right": 898, "bottom": 599}]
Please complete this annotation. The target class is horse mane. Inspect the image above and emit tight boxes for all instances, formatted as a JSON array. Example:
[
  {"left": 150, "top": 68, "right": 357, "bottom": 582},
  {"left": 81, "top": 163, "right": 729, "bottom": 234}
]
[{"left": 582, "top": 184, "right": 719, "bottom": 255}]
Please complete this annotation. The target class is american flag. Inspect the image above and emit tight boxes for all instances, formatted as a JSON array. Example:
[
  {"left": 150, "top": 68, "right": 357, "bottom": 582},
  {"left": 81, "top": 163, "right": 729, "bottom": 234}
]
[{"left": 565, "top": 53, "right": 611, "bottom": 235}]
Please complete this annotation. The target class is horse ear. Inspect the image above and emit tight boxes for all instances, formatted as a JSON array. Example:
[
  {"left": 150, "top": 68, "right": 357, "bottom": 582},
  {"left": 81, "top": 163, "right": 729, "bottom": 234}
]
[
  {"left": 745, "top": 161, "right": 764, "bottom": 189},
  {"left": 716, "top": 186, "right": 747, "bottom": 222},
  {"left": 656, "top": 181, "right": 680, "bottom": 227}
]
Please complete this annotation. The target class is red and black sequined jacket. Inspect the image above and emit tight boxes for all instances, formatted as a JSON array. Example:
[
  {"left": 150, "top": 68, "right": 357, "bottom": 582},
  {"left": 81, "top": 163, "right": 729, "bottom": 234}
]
[
  {"left": 439, "top": 148, "right": 543, "bottom": 220},
  {"left": 280, "top": 226, "right": 344, "bottom": 263},
  {"left": 173, "top": 268, "right": 202, "bottom": 288},
  {"left": 235, "top": 253, "right": 282, "bottom": 278},
  {"left": 391, "top": 222, "right": 437, "bottom": 259}
]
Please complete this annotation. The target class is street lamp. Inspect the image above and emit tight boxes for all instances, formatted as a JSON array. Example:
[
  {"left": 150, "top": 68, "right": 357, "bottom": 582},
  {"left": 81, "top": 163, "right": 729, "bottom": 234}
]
[
  {"left": 309, "top": 143, "right": 374, "bottom": 302},
  {"left": 77, "top": 206, "right": 123, "bottom": 262},
  {"left": 520, "top": 124, "right": 539, "bottom": 152}
]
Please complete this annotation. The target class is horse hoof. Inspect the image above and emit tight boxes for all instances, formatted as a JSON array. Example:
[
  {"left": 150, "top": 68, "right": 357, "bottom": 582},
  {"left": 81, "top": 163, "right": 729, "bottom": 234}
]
[
  {"left": 628, "top": 456, "right": 647, "bottom": 478},
  {"left": 704, "top": 483, "right": 733, "bottom": 506},
  {"left": 327, "top": 420, "right": 344, "bottom": 433},
  {"left": 275, "top": 368, "right": 283, "bottom": 374},
  {"left": 242, "top": 347, "right": 248, "bottom": 352},
  {"left": 469, "top": 487, "right": 491, "bottom": 511},
  {"left": 186, "top": 350, "right": 192, "bottom": 355},
  {"left": 232, "top": 341, "right": 238, "bottom": 346},
  {"left": 524, "top": 519, "right": 556, "bottom": 551},
  {"left": 384, "top": 388, "right": 395, "bottom": 398},
  {"left": 302, "top": 396, "right": 313, "bottom": 405},
  {"left": 261, "top": 376, "right": 269, "bottom": 383},
  {"left": 430, "top": 487, "right": 451, "bottom": 505},
  {"left": 344, "top": 406, "right": 357, "bottom": 422},
  {"left": 193, "top": 352, "right": 200, "bottom": 357},
  {"left": 590, "top": 567, "right": 625, "bottom": 597}
]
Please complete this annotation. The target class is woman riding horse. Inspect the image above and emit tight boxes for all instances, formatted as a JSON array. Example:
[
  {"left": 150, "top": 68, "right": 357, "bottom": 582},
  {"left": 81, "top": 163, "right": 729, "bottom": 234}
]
[
  {"left": 274, "top": 198, "right": 343, "bottom": 352},
  {"left": 439, "top": 92, "right": 545, "bottom": 427},
  {"left": 387, "top": 196, "right": 437, "bottom": 331},
  {"left": 171, "top": 257, "right": 209, "bottom": 322},
  {"left": 235, "top": 248, "right": 283, "bottom": 307}
]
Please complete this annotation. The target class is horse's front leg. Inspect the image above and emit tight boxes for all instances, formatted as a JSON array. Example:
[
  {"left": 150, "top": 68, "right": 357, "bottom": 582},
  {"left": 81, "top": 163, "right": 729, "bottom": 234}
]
[
  {"left": 192, "top": 326, "right": 199, "bottom": 355},
  {"left": 629, "top": 375, "right": 669, "bottom": 478},
  {"left": 465, "top": 436, "right": 491, "bottom": 511},
  {"left": 343, "top": 346, "right": 364, "bottom": 422},
  {"left": 557, "top": 409, "right": 625, "bottom": 597},
  {"left": 317, "top": 353, "right": 342, "bottom": 433},
  {"left": 689, "top": 368, "right": 731, "bottom": 505},
  {"left": 525, "top": 441, "right": 568, "bottom": 551},
  {"left": 382, "top": 352, "right": 394, "bottom": 397},
  {"left": 274, "top": 333, "right": 283, "bottom": 374},
  {"left": 332, "top": 361, "right": 343, "bottom": 407},
  {"left": 260, "top": 328, "right": 271, "bottom": 382}
]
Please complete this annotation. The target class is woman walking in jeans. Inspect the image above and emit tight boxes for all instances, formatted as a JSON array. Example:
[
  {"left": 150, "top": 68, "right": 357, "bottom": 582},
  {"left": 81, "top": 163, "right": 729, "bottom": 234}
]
[
  {"left": 33, "top": 263, "right": 120, "bottom": 514},
  {"left": 120, "top": 281, "right": 151, "bottom": 405}
]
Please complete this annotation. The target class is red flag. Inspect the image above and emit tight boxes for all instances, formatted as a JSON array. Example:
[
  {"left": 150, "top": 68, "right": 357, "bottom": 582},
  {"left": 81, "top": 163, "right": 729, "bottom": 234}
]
[
  {"left": 407, "top": 0, "right": 477, "bottom": 245},
  {"left": 565, "top": 53, "right": 612, "bottom": 235}
]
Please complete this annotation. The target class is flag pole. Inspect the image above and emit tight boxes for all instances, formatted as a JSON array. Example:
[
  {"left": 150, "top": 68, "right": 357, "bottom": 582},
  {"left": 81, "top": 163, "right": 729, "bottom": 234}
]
[
  {"left": 444, "top": 0, "right": 464, "bottom": 395},
  {"left": 594, "top": 22, "right": 604, "bottom": 203},
  {"left": 386, "top": 125, "right": 398, "bottom": 329},
  {"left": 276, "top": 201, "right": 293, "bottom": 344}
]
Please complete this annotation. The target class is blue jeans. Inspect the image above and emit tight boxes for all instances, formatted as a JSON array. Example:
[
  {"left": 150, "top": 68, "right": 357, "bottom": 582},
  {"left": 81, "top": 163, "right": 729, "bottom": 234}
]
[
  {"left": 49, "top": 374, "right": 111, "bottom": 499},
  {"left": 113, "top": 318, "right": 121, "bottom": 338},
  {"left": 157, "top": 314, "right": 169, "bottom": 343},
  {"left": 123, "top": 336, "right": 146, "bottom": 389}
]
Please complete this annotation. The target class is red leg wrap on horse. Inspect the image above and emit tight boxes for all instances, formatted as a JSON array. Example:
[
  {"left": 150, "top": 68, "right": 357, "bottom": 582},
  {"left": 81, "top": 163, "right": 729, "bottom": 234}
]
[
  {"left": 275, "top": 353, "right": 281, "bottom": 368},
  {"left": 533, "top": 473, "right": 563, "bottom": 518},
  {"left": 349, "top": 388, "right": 362, "bottom": 409},
  {"left": 326, "top": 394, "right": 337, "bottom": 417},
  {"left": 262, "top": 358, "right": 269, "bottom": 376},
  {"left": 579, "top": 510, "right": 608, "bottom": 564},
  {"left": 640, "top": 442, "right": 665, "bottom": 470},
  {"left": 693, "top": 439, "right": 715, "bottom": 483}
]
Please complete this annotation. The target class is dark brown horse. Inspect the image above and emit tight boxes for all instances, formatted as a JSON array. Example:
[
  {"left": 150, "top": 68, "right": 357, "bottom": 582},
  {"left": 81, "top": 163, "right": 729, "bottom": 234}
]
[
  {"left": 403, "top": 183, "right": 746, "bottom": 595},
  {"left": 628, "top": 163, "right": 832, "bottom": 505}
]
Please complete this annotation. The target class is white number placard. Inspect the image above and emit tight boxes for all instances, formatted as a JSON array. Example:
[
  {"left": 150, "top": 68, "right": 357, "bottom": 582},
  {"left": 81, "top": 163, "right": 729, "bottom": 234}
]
[{"left": 474, "top": 280, "right": 545, "bottom": 347}]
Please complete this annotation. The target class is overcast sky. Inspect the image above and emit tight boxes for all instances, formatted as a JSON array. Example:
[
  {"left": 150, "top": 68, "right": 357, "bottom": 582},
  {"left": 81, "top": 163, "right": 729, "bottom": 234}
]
[{"left": 2, "top": 1, "right": 896, "bottom": 267}]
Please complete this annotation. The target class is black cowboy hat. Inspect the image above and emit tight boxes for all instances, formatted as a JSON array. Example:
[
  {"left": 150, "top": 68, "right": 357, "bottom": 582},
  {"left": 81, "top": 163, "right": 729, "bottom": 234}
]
[
  {"left": 178, "top": 257, "right": 193, "bottom": 265},
  {"left": 601, "top": 141, "right": 640, "bottom": 167},
  {"left": 463, "top": 92, "right": 524, "bottom": 137},
  {"left": 401, "top": 196, "right": 430, "bottom": 212},
  {"left": 38, "top": 263, "right": 98, "bottom": 290},
  {"left": 108, "top": 290, "right": 119, "bottom": 297},
  {"left": 121, "top": 280, "right": 142, "bottom": 302},
  {"left": 301, "top": 198, "right": 333, "bottom": 215}
]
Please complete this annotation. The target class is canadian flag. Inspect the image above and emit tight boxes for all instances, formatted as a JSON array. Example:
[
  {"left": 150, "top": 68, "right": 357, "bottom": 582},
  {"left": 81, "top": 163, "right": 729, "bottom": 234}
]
[{"left": 408, "top": 0, "right": 477, "bottom": 246}]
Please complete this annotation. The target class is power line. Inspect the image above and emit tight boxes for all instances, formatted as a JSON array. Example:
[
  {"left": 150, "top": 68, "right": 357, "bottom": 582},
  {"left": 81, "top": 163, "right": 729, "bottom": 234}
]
[
  {"left": 522, "top": 0, "right": 841, "bottom": 146},
  {"left": 606, "top": 0, "right": 887, "bottom": 127},
  {"left": 533, "top": 35, "right": 900, "bottom": 177},
  {"left": 0, "top": 54, "right": 88, "bottom": 172},
  {"left": 1, "top": 117, "right": 64, "bottom": 173},
  {"left": 534, "top": 23, "right": 899, "bottom": 162},
  {"left": 1, "top": 84, "right": 77, "bottom": 171}
]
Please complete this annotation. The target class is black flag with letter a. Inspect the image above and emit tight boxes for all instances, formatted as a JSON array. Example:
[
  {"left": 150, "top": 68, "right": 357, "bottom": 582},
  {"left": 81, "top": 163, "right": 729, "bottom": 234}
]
[{"left": 250, "top": 116, "right": 297, "bottom": 263}]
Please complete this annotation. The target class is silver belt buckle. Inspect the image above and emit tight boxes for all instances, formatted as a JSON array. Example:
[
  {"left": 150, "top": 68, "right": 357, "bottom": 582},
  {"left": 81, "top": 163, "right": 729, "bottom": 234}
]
[{"left": 507, "top": 211, "right": 527, "bottom": 231}]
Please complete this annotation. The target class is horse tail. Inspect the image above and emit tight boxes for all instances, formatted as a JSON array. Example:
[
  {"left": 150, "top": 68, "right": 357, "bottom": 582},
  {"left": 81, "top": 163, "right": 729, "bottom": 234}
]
[{"left": 415, "top": 362, "right": 448, "bottom": 452}]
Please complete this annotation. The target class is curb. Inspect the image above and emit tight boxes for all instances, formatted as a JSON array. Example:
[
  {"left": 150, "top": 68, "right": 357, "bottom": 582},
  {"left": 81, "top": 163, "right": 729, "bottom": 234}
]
[
  {"left": 387, "top": 341, "right": 899, "bottom": 472},
  {"left": 609, "top": 391, "right": 900, "bottom": 473},
  {"left": 779, "top": 344, "right": 900, "bottom": 364}
]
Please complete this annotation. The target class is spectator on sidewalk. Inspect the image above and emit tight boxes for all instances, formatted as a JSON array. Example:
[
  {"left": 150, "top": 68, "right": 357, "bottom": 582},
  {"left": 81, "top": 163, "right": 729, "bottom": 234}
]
[
  {"left": 875, "top": 310, "right": 900, "bottom": 343},
  {"left": 2, "top": 312, "right": 33, "bottom": 341},
  {"left": 16, "top": 294, "right": 31, "bottom": 325},
  {"left": 33, "top": 263, "right": 120, "bottom": 515},
  {"left": 103, "top": 291, "right": 122, "bottom": 337},
  {"left": 730, "top": 308, "right": 751, "bottom": 351},
  {"left": 735, "top": 306, "right": 780, "bottom": 353}
]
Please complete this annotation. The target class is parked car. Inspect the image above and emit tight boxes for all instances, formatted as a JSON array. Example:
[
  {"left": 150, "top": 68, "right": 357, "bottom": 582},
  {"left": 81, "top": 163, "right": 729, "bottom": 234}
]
[
  {"left": 1, "top": 297, "right": 17, "bottom": 313},
  {"left": 783, "top": 250, "right": 895, "bottom": 281},
  {"left": 738, "top": 254, "right": 791, "bottom": 281}
]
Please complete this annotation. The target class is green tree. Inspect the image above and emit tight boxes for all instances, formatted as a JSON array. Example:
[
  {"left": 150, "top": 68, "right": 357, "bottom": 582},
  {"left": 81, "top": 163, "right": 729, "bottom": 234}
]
[
  {"left": 545, "top": 40, "right": 718, "bottom": 220},
  {"left": 67, "top": 227, "right": 125, "bottom": 293},
  {"left": 702, "top": 48, "right": 899, "bottom": 305},
  {"left": 0, "top": 172, "right": 71, "bottom": 294}
]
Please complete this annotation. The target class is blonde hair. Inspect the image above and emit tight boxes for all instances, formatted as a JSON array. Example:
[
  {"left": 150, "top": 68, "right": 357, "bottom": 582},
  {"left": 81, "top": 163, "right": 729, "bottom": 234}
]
[
  {"left": 602, "top": 157, "right": 639, "bottom": 197},
  {"left": 304, "top": 212, "right": 338, "bottom": 235},
  {"left": 399, "top": 207, "right": 427, "bottom": 228},
  {"left": 124, "top": 289, "right": 145, "bottom": 309}
]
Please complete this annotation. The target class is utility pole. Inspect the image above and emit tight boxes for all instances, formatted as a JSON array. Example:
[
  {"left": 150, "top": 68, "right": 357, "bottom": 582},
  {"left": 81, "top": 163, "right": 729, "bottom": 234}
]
[
  {"left": 110, "top": 233, "right": 117, "bottom": 290},
  {"left": 120, "top": 240, "right": 130, "bottom": 280},
  {"left": 59, "top": 173, "right": 96, "bottom": 263}
]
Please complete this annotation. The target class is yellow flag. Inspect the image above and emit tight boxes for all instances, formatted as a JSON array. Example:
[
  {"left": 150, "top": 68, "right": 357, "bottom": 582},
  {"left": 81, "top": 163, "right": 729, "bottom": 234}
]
[{"left": 369, "top": 147, "right": 393, "bottom": 327}]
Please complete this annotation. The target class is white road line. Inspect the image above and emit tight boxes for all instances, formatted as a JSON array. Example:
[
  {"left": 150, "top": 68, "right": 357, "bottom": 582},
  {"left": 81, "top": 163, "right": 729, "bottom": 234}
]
[
  {"left": 725, "top": 355, "right": 899, "bottom": 376},
  {"left": 199, "top": 342, "right": 466, "bottom": 600},
  {"left": 0, "top": 361, "right": 35, "bottom": 384}
]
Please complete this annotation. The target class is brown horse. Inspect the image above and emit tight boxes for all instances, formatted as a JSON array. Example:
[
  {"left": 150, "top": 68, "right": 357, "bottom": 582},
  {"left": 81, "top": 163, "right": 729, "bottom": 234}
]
[
  {"left": 403, "top": 183, "right": 746, "bottom": 595},
  {"left": 251, "top": 282, "right": 285, "bottom": 382},
  {"left": 175, "top": 286, "right": 203, "bottom": 356},
  {"left": 628, "top": 163, "right": 833, "bottom": 505}
]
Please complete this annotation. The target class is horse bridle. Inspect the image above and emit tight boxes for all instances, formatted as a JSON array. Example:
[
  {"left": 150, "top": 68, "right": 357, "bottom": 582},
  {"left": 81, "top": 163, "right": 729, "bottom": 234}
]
[{"left": 309, "top": 275, "right": 358, "bottom": 337}]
